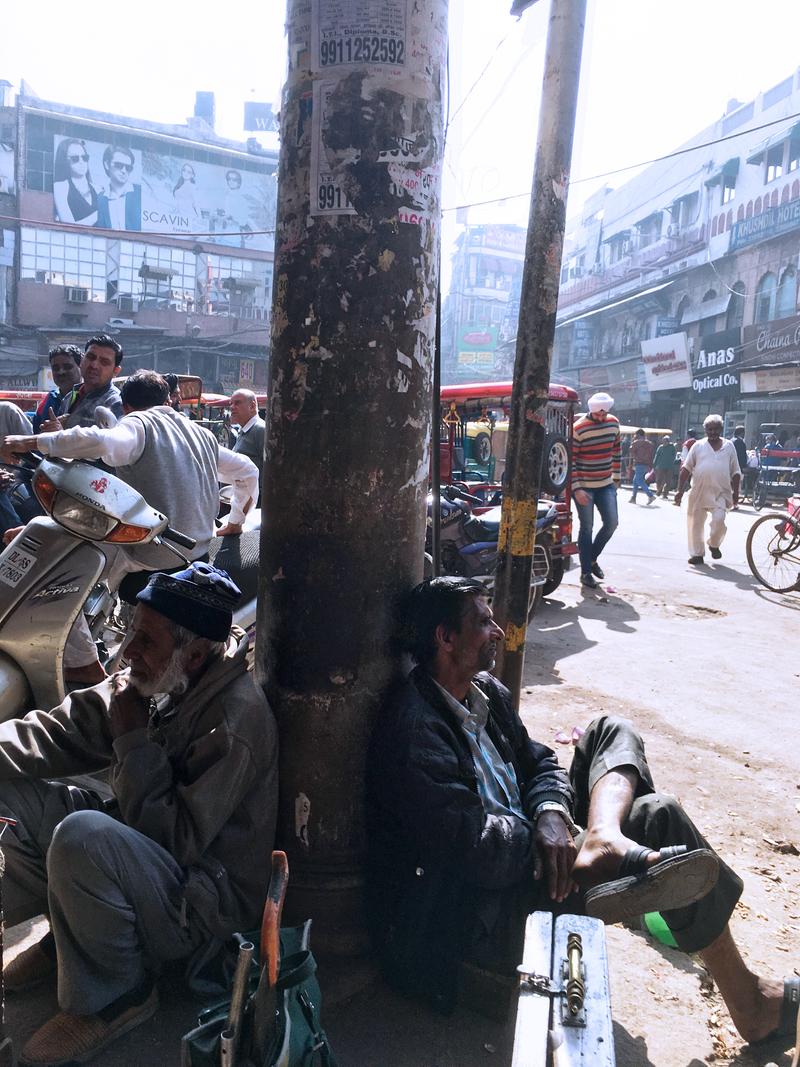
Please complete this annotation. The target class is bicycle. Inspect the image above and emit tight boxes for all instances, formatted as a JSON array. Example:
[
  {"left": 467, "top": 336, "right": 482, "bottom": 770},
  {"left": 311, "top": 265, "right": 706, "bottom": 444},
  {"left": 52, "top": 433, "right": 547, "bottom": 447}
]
[{"left": 746, "top": 509, "right": 800, "bottom": 592}]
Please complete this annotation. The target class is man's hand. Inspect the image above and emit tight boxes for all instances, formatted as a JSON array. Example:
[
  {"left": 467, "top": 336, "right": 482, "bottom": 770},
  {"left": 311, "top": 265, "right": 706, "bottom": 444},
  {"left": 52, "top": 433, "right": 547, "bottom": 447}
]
[
  {"left": 534, "top": 811, "right": 577, "bottom": 902},
  {"left": 573, "top": 489, "right": 589, "bottom": 507},
  {"left": 216, "top": 521, "right": 243, "bottom": 537},
  {"left": 673, "top": 489, "right": 684, "bottom": 507},
  {"left": 2, "top": 525, "right": 24, "bottom": 546},
  {"left": 108, "top": 674, "right": 151, "bottom": 738},
  {"left": 0, "top": 469, "right": 14, "bottom": 489},
  {"left": 0, "top": 435, "right": 39, "bottom": 464},
  {"left": 39, "top": 415, "right": 66, "bottom": 433}
]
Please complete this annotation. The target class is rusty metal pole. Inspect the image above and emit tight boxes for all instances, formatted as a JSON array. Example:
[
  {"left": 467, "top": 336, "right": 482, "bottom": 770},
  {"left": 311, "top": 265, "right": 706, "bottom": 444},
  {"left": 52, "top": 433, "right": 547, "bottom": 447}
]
[
  {"left": 257, "top": 0, "right": 448, "bottom": 952},
  {"left": 492, "top": 0, "right": 587, "bottom": 704}
]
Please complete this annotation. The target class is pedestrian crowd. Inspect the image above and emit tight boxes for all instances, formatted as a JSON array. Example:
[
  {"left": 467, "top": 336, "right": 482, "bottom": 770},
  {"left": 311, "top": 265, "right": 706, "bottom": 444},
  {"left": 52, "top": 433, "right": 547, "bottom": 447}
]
[{"left": 572, "top": 391, "right": 752, "bottom": 582}]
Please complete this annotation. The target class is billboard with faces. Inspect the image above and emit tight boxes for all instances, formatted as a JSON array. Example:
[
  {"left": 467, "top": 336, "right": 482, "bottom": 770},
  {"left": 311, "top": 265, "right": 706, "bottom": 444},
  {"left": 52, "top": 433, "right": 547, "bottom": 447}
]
[{"left": 53, "top": 134, "right": 276, "bottom": 250}]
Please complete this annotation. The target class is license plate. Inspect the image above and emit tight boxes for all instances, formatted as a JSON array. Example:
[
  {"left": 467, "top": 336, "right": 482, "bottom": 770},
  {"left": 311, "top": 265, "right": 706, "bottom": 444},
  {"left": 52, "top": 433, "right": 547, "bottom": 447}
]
[{"left": 0, "top": 546, "right": 36, "bottom": 587}]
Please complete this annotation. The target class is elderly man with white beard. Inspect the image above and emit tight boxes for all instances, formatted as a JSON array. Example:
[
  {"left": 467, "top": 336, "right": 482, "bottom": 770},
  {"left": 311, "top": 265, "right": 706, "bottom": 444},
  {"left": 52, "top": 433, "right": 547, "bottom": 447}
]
[{"left": 0, "top": 562, "right": 278, "bottom": 1067}]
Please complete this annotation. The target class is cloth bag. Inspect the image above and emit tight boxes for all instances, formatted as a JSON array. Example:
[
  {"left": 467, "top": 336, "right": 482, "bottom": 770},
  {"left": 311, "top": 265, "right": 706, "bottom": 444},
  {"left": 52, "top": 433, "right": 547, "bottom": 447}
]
[
  {"left": 181, "top": 922, "right": 337, "bottom": 1067},
  {"left": 644, "top": 468, "right": 656, "bottom": 484}
]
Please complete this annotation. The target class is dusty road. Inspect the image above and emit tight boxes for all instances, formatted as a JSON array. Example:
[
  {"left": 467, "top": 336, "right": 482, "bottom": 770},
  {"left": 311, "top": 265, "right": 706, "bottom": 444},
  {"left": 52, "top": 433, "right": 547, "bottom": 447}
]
[{"left": 4, "top": 495, "right": 799, "bottom": 1066}]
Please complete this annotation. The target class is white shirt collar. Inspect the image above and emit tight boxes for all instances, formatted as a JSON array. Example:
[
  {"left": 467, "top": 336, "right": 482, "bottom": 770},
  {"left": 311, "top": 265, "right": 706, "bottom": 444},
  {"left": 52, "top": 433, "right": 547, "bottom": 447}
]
[{"left": 237, "top": 414, "right": 258, "bottom": 433}]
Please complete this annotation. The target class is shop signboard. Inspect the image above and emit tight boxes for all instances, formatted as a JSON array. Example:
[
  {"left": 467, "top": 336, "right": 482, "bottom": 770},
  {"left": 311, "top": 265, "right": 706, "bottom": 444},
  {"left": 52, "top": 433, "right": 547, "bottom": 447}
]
[
  {"left": 741, "top": 314, "right": 800, "bottom": 371},
  {"left": 456, "top": 323, "right": 498, "bottom": 377},
  {"left": 740, "top": 365, "right": 800, "bottom": 394},
  {"left": 729, "top": 195, "right": 800, "bottom": 253},
  {"left": 52, "top": 134, "right": 276, "bottom": 250},
  {"left": 692, "top": 328, "right": 740, "bottom": 398},
  {"left": 640, "top": 332, "right": 692, "bottom": 391}
]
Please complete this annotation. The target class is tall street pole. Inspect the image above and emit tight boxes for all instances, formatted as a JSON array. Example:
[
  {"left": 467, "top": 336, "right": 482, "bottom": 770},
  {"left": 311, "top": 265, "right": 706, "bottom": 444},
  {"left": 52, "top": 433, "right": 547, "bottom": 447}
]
[
  {"left": 493, "top": 0, "right": 587, "bottom": 705},
  {"left": 257, "top": 0, "right": 448, "bottom": 952}
]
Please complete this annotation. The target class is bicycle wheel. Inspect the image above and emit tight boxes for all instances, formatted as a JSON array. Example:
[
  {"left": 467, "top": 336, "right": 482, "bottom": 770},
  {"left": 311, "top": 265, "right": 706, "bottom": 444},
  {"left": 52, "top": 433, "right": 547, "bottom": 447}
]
[
  {"left": 752, "top": 478, "right": 767, "bottom": 511},
  {"left": 745, "top": 511, "right": 800, "bottom": 592}
]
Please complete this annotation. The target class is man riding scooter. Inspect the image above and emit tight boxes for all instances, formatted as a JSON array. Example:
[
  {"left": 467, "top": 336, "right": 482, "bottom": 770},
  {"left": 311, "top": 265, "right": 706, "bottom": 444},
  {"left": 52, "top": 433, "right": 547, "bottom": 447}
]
[{"left": 1, "top": 370, "right": 258, "bottom": 685}]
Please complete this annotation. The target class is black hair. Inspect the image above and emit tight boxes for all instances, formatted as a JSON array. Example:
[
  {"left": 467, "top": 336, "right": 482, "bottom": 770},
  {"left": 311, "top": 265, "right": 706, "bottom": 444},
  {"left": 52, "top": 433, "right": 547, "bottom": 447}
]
[
  {"left": 103, "top": 144, "right": 135, "bottom": 175},
  {"left": 120, "top": 370, "right": 169, "bottom": 410},
  {"left": 635, "top": 428, "right": 645, "bottom": 437},
  {"left": 400, "top": 576, "right": 489, "bottom": 666},
  {"left": 163, "top": 373, "right": 179, "bottom": 392},
  {"left": 53, "top": 138, "right": 95, "bottom": 185},
  {"left": 49, "top": 343, "right": 82, "bottom": 367},
  {"left": 84, "top": 333, "right": 124, "bottom": 366}
]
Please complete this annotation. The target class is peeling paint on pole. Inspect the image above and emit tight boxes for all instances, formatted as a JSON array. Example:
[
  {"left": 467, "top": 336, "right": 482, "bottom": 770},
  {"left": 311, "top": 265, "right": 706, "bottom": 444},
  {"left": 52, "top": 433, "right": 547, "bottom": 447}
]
[{"left": 257, "top": 0, "right": 447, "bottom": 952}]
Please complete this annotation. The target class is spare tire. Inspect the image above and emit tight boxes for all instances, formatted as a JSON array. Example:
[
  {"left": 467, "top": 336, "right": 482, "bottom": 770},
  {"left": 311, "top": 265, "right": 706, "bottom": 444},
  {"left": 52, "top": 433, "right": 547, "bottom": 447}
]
[{"left": 541, "top": 432, "right": 570, "bottom": 494}]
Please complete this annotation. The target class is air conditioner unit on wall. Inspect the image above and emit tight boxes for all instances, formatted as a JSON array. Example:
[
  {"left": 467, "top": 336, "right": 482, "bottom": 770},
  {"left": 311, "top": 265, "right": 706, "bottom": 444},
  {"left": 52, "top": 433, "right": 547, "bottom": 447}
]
[
  {"left": 65, "top": 286, "right": 89, "bottom": 303},
  {"left": 117, "top": 296, "right": 139, "bottom": 313}
]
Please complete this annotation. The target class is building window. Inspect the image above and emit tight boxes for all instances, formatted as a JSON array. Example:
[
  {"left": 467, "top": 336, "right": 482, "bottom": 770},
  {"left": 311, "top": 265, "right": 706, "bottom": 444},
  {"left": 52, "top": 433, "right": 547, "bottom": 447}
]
[
  {"left": 788, "top": 138, "right": 800, "bottom": 173},
  {"left": 721, "top": 174, "right": 736, "bottom": 204},
  {"left": 19, "top": 226, "right": 107, "bottom": 301},
  {"left": 776, "top": 265, "right": 797, "bottom": 319},
  {"left": 754, "top": 272, "right": 777, "bottom": 324},
  {"left": 726, "top": 282, "right": 746, "bottom": 329},
  {"left": 766, "top": 144, "right": 784, "bottom": 182}
]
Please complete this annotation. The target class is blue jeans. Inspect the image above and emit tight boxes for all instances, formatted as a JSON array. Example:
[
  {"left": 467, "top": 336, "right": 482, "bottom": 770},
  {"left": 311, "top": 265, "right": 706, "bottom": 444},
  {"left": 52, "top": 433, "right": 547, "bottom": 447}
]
[
  {"left": 631, "top": 463, "right": 654, "bottom": 499},
  {"left": 575, "top": 483, "right": 619, "bottom": 575}
]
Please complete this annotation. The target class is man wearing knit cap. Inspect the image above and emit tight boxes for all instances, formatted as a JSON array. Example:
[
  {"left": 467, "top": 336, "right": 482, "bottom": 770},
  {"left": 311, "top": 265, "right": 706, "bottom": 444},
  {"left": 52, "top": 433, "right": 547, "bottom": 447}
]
[
  {"left": 571, "top": 392, "right": 621, "bottom": 588},
  {"left": 0, "top": 561, "right": 278, "bottom": 1067}
]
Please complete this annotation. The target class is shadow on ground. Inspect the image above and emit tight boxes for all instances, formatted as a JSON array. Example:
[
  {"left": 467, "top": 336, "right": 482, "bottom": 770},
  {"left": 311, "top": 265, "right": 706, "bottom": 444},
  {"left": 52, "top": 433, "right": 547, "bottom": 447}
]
[{"left": 523, "top": 590, "right": 641, "bottom": 687}]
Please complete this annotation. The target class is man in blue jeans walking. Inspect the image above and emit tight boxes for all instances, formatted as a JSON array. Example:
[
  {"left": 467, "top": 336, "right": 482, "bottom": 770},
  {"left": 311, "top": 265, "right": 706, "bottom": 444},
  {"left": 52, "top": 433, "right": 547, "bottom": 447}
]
[
  {"left": 629, "top": 428, "right": 656, "bottom": 504},
  {"left": 571, "top": 392, "right": 621, "bottom": 589}
]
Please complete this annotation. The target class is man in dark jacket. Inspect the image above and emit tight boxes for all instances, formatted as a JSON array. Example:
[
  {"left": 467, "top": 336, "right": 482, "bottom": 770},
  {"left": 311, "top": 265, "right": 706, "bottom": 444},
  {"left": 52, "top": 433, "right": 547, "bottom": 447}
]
[{"left": 367, "top": 577, "right": 798, "bottom": 1045}]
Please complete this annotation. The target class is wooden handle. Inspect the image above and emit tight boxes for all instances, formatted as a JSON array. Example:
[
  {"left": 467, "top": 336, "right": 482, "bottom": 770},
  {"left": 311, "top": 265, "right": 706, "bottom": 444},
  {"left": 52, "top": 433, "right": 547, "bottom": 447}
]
[{"left": 260, "top": 851, "right": 289, "bottom": 988}]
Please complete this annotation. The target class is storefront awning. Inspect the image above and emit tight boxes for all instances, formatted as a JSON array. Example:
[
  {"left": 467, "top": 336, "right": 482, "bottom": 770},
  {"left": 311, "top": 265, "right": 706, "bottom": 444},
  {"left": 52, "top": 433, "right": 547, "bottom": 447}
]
[
  {"left": 680, "top": 293, "right": 731, "bottom": 325},
  {"left": 705, "top": 158, "right": 740, "bottom": 187},
  {"left": 747, "top": 121, "right": 800, "bottom": 165},
  {"left": 558, "top": 280, "right": 673, "bottom": 328}
]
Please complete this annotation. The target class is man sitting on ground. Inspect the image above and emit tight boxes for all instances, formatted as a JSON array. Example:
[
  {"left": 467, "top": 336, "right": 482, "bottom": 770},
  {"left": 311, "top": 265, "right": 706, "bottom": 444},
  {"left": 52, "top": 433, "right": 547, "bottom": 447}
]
[
  {"left": 368, "top": 576, "right": 798, "bottom": 1049},
  {"left": 0, "top": 562, "right": 278, "bottom": 1067}
]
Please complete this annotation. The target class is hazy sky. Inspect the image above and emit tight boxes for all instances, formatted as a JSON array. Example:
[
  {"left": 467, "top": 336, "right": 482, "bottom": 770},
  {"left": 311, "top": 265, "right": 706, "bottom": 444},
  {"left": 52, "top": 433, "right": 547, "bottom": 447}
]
[{"left": 3, "top": 0, "right": 800, "bottom": 264}]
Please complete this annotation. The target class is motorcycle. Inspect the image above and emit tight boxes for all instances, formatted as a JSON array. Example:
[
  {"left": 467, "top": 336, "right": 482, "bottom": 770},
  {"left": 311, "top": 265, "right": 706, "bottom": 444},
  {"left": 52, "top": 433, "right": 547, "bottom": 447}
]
[
  {"left": 0, "top": 453, "right": 260, "bottom": 722},
  {"left": 426, "top": 484, "right": 560, "bottom": 620}
]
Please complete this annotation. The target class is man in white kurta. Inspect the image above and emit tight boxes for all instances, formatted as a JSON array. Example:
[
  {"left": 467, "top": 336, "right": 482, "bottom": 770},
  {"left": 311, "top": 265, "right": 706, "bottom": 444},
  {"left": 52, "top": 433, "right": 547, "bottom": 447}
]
[{"left": 674, "top": 416, "right": 741, "bottom": 563}]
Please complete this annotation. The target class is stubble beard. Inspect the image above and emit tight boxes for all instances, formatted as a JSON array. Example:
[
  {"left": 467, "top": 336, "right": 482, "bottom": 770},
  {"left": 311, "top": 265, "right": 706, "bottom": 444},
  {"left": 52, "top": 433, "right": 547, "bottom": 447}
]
[{"left": 129, "top": 648, "right": 190, "bottom": 700}]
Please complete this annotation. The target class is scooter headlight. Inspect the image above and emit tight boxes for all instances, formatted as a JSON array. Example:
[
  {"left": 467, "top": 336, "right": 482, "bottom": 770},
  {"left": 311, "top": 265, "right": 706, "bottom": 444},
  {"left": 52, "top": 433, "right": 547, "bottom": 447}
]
[{"left": 52, "top": 495, "right": 117, "bottom": 540}]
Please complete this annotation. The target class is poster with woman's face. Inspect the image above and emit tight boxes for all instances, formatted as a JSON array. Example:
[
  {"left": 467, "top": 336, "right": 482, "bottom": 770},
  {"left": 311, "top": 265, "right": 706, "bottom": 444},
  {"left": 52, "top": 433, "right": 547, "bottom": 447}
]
[{"left": 139, "top": 152, "right": 277, "bottom": 250}]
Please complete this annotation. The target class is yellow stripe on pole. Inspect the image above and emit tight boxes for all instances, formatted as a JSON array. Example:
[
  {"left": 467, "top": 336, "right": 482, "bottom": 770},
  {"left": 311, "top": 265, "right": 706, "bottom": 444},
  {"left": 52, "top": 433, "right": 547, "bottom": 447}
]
[
  {"left": 504, "top": 622, "right": 528, "bottom": 653},
  {"left": 498, "top": 499, "right": 538, "bottom": 556}
]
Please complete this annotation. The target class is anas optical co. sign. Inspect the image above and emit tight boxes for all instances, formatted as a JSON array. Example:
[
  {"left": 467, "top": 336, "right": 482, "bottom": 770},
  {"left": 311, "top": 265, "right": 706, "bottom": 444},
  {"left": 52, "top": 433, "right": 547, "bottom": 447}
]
[
  {"left": 692, "top": 328, "right": 740, "bottom": 396},
  {"left": 640, "top": 332, "right": 692, "bottom": 391}
]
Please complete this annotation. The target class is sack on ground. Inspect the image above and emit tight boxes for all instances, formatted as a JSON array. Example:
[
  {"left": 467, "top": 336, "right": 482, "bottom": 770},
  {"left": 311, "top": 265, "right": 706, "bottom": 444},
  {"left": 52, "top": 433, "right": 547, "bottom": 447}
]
[{"left": 181, "top": 921, "right": 337, "bottom": 1067}]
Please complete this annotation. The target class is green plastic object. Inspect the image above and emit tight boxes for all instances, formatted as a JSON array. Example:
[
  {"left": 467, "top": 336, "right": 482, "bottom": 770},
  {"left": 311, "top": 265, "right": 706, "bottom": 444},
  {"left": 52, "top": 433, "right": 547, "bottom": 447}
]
[{"left": 643, "top": 911, "right": 679, "bottom": 948}]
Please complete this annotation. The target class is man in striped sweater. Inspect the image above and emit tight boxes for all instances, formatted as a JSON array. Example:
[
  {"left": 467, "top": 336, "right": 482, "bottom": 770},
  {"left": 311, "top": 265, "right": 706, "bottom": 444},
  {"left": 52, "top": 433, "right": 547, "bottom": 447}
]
[{"left": 572, "top": 392, "right": 621, "bottom": 589}]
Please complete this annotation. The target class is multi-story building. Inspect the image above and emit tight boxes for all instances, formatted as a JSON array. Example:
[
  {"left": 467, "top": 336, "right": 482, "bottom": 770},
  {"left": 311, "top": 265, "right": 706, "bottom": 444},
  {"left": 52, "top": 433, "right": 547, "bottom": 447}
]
[
  {"left": 441, "top": 222, "right": 526, "bottom": 382},
  {"left": 553, "top": 66, "right": 800, "bottom": 442},
  {"left": 0, "top": 81, "right": 277, "bottom": 394}
]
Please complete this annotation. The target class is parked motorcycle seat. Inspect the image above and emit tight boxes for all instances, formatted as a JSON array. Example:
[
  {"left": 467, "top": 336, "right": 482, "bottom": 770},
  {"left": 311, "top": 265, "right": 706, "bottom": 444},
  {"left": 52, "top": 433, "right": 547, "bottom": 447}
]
[{"left": 207, "top": 528, "right": 260, "bottom": 604}]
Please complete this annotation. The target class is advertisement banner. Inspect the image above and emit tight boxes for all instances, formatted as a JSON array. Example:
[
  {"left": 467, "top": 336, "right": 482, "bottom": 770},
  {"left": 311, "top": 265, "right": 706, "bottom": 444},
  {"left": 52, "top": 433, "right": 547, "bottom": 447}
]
[
  {"left": 728, "top": 195, "right": 800, "bottom": 253},
  {"left": 640, "top": 332, "right": 692, "bottom": 391},
  {"left": 53, "top": 134, "right": 276, "bottom": 250},
  {"left": 741, "top": 314, "right": 800, "bottom": 372},
  {"left": 692, "top": 327, "right": 741, "bottom": 398},
  {"left": 740, "top": 365, "right": 800, "bottom": 394}
]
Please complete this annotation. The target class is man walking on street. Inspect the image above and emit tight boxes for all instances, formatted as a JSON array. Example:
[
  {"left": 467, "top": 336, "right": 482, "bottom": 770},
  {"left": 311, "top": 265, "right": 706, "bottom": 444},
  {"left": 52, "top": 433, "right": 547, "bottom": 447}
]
[
  {"left": 571, "top": 391, "right": 620, "bottom": 589},
  {"left": 0, "top": 562, "right": 278, "bottom": 1067},
  {"left": 652, "top": 435, "right": 676, "bottom": 498},
  {"left": 674, "top": 414, "right": 741, "bottom": 565},
  {"left": 368, "top": 576, "right": 800, "bottom": 1048},
  {"left": 629, "top": 428, "right": 656, "bottom": 505}
]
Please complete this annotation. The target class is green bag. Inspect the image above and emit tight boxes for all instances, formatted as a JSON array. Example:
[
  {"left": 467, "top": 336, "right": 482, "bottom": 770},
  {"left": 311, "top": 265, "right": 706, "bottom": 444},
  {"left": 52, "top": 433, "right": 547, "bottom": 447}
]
[{"left": 181, "top": 922, "right": 337, "bottom": 1067}]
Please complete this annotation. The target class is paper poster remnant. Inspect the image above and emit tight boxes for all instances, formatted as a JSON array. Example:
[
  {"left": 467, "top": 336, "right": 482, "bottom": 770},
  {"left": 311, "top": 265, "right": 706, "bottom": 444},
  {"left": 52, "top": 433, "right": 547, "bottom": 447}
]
[{"left": 312, "top": 0, "right": 410, "bottom": 74}]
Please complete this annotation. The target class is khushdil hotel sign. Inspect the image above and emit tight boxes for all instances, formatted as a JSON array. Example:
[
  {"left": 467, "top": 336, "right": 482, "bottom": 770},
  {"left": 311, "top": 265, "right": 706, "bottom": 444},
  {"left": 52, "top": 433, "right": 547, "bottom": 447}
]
[
  {"left": 728, "top": 196, "right": 800, "bottom": 252},
  {"left": 640, "top": 332, "right": 692, "bottom": 392}
]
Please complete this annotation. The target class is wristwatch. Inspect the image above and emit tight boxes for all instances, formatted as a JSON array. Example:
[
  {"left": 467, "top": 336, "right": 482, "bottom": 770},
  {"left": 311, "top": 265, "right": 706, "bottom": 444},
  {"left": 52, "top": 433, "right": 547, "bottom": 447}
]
[{"left": 533, "top": 801, "right": 579, "bottom": 836}]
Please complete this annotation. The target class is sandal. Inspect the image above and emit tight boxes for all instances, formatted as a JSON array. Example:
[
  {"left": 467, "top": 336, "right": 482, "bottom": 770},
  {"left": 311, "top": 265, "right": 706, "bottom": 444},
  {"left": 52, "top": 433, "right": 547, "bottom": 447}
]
[{"left": 584, "top": 845, "right": 720, "bottom": 925}]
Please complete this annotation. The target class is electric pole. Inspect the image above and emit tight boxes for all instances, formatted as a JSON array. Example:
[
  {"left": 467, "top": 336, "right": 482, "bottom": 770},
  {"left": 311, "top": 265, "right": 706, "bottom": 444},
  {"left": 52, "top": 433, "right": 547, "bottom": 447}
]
[
  {"left": 493, "top": 0, "right": 588, "bottom": 704},
  {"left": 257, "top": 0, "right": 448, "bottom": 951}
]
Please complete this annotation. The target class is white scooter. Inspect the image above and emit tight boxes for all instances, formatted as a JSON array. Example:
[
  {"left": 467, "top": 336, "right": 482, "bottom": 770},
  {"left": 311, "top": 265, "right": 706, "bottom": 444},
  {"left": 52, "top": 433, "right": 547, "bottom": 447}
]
[{"left": 0, "top": 454, "right": 260, "bottom": 721}]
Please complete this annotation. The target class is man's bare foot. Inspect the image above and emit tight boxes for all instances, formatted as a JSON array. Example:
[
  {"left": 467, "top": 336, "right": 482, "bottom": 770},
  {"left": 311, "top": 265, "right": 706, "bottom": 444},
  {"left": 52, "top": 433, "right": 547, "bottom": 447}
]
[
  {"left": 722, "top": 975, "right": 784, "bottom": 1043},
  {"left": 571, "top": 828, "right": 660, "bottom": 887}
]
